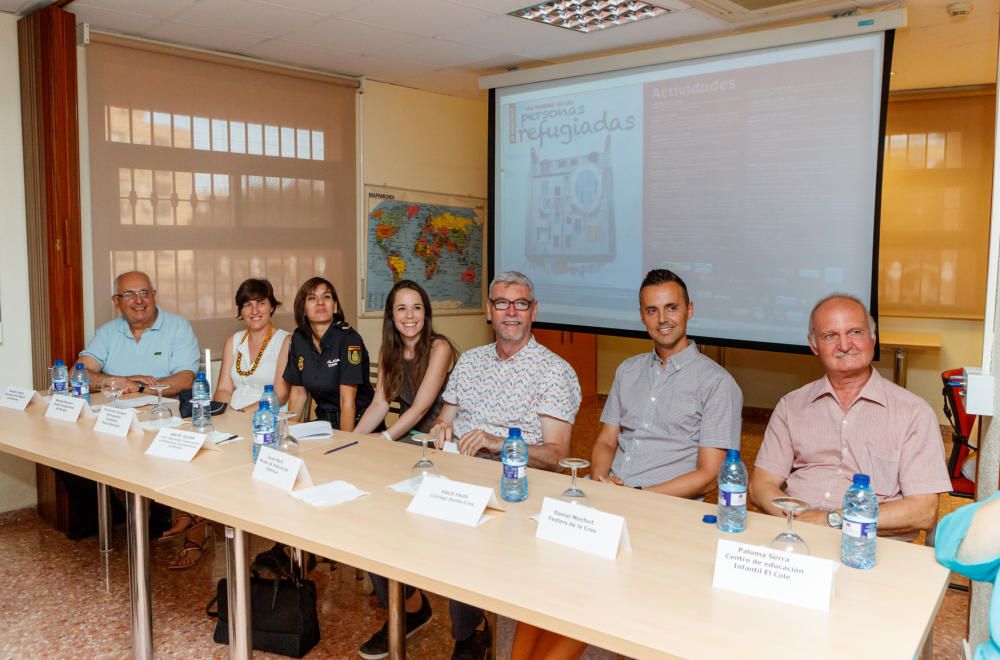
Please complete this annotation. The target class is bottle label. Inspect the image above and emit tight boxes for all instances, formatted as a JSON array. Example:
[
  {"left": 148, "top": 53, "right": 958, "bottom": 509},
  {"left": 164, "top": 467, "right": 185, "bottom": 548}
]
[
  {"left": 72, "top": 385, "right": 89, "bottom": 397},
  {"left": 843, "top": 518, "right": 877, "bottom": 539},
  {"left": 503, "top": 464, "right": 526, "bottom": 479},
  {"left": 52, "top": 381, "right": 67, "bottom": 393},
  {"left": 254, "top": 431, "right": 275, "bottom": 447},
  {"left": 721, "top": 489, "right": 746, "bottom": 507}
]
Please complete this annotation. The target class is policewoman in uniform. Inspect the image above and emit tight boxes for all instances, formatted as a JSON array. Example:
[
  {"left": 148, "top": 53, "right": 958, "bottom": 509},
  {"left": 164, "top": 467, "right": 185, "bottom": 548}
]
[{"left": 283, "top": 276, "right": 374, "bottom": 430}]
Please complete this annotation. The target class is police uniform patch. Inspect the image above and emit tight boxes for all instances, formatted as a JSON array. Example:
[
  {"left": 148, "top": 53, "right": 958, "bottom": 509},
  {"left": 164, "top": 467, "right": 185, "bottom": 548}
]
[
  {"left": 297, "top": 355, "right": 305, "bottom": 371},
  {"left": 347, "top": 346, "right": 362, "bottom": 366}
]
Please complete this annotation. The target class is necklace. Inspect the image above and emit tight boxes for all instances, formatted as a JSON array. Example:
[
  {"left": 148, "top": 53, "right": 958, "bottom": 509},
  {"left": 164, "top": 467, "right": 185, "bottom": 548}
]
[{"left": 235, "top": 325, "right": 274, "bottom": 377}]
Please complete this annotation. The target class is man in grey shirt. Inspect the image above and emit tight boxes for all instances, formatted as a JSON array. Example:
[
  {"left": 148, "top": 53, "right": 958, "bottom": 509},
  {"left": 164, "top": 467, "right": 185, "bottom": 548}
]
[{"left": 590, "top": 269, "right": 743, "bottom": 497}]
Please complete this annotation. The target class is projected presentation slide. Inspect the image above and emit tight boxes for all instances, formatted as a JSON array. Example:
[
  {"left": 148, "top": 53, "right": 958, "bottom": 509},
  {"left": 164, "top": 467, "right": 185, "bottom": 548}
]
[{"left": 493, "top": 33, "right": 886, "bottom": 349}]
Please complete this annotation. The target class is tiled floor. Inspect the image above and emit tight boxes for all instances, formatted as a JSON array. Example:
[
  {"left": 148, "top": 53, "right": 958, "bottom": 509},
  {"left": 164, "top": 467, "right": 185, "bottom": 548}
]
[{"left": 0, "top": 399, "right": 973, "bottom": 659}]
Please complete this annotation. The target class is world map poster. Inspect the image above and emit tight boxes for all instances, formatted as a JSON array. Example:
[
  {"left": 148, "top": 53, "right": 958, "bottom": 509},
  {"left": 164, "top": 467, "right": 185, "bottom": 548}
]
[{"left": 364, "top": 185, "right": 486, "bottom": 316}]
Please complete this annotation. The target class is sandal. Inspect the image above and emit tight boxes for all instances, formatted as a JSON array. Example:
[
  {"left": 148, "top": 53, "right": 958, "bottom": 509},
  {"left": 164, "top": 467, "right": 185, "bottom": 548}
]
[
  {"left": 168, "top": 537, "right": 206, "bottom": 570},
  {"left": 159, "top": 513, "right": 206, "bottom": 542}
]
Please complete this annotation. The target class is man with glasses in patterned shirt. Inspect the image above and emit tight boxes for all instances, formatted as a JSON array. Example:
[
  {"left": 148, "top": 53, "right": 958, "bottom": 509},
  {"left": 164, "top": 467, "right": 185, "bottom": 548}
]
[
  {"left": 79, "top": 270, "right": 200, "bottom": 397},
  {"left": 590, "top": 268, "right": 743, "bottom": 497},
  {"left": 428, "top": 270, "right": 581, "bottom": 660}
]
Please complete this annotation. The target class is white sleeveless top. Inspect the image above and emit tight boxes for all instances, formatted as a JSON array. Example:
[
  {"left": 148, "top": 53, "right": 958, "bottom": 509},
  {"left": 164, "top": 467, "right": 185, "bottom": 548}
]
[{"left": 229, "top": 328, "right": 290, "bottom": 410}]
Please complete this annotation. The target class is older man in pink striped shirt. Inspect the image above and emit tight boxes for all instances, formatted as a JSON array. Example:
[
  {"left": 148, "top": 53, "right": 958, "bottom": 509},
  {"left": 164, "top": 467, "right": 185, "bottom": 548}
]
[{"left": 750, "top": 294, "right": 950, "bottom": 541}]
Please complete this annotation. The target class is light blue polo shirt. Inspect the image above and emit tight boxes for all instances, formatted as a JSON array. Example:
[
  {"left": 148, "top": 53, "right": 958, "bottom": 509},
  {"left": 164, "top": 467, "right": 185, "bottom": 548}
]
[{"left": 80, "top": 308, "right": 200, "bottom": 379}]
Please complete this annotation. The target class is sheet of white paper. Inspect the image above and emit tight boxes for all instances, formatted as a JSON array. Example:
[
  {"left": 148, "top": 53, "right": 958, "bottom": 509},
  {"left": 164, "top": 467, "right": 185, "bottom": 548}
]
[
  {"left": 443, "top": 441, "right": 459, "bottom": 454},
  {"left": 139, "top": 416, "right": 185, "bottom": 431},
  {"left": 288, "top": 420, "right": 333, "bottom": 440},
  {"left": 291, "top": 480, "right": 369, "bottom": 508},
  {"left": 388, "top": 475, "right": 451, "bottom": 496},
  {"left": 115, "top": 395, "right": 159, "bottom": 408}
]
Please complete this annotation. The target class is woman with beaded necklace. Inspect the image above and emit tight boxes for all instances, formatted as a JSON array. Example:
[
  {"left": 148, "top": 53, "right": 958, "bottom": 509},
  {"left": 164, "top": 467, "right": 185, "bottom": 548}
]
[
  {"left": 160, "top": 278, "right": 290, "bottom": 570},
  {"left": 215, "top": 278, "right": 292, "bottom": 411}
]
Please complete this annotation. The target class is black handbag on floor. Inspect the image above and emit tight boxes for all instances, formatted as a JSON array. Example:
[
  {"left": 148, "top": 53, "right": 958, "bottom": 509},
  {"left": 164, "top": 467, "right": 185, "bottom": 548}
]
[{"left": 206, "top": 571, "right": 320, "bottom": 658}]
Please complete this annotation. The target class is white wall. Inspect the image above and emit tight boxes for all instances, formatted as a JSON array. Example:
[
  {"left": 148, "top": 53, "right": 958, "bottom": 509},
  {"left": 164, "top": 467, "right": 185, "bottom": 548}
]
[
  {"left": 358, "top": 81, "right": 492, "bottom": 357},
  {"left": 0, "top": 12, "right": 37, "bottom": 512}
]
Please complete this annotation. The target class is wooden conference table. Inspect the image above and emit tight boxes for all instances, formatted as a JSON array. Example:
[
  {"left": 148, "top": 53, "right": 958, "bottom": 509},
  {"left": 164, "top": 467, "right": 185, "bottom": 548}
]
[{"left": 0, "top": 398, "right": 950, "bottom": 659}]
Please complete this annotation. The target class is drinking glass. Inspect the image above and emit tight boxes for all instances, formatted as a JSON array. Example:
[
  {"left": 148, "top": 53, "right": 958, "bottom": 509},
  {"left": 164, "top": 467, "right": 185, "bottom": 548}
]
[
  {"left": 146, "top": 382, "right": 171, "bottom": 427},
  {"left": 409, "top": 436, "right": 438, "bottom": 481},
  {"left": 102, "top": 378, "right": 124, "bottom": 409},
  {"left": 769, "top": 496, "right": 811, "bottom": 555},
  {"left": 559, "top": 457, "right": 590, "bottom": 505},
  {"left": 277, "top": 411, "right": 300, "bottom": 454}
]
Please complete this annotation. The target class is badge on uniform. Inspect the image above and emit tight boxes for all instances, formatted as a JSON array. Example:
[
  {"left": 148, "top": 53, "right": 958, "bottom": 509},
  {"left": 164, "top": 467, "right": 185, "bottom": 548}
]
[
  {"left": 297, "top": 355, "right": 305, "bottom": 371},
  {"left": 347, "top": 346, "right": 362, "bottom": 365}
]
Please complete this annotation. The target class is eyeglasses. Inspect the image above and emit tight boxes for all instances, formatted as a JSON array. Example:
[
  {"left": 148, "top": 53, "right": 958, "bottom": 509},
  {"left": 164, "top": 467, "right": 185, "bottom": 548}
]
[
  {"left": 490, "top": 298, "right": 534, "bottom": 311},
  {"left": 114, "top": 289, "right": 154, "bottom": 301}
]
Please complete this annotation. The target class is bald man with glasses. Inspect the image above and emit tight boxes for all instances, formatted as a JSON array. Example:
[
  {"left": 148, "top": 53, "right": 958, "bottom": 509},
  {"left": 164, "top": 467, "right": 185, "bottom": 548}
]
[{"left": 79, "top": 271, "right": 200, "bottom": 397}]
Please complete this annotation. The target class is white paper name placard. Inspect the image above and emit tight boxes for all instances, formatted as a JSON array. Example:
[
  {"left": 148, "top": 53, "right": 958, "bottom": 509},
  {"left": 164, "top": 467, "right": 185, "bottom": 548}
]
[
  {"left": 0, "top": 386, "right": 42, "bottom": 411},
  {"left": 45, "top": 394, "right": 94, "bottom": 422},
  {"left": 144, "top": 427, "right": 208, "bottom": 462},
  {"left": 94, "top": 406, "right": 143, "bottom": 438},
  {"left": 712, "top": 539, "right": 837, "bottom": 612},
  {"left": 535, "top": 496, "right": 632, "bottom": 560},
  {"left": 252, "top": 446, "right": 314, "bottom": 492},
  {"left": 407, "top": 476, "right": 500, "bottom": 527}
]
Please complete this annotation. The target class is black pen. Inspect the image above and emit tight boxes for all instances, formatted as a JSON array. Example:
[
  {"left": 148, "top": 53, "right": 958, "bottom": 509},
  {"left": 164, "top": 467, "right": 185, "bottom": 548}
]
[
  {"left": 324, "top": 440, "right": 359, "bottom": 455},
  {"left": 216, "top": 434, "right": 239, "bottom": 445}
]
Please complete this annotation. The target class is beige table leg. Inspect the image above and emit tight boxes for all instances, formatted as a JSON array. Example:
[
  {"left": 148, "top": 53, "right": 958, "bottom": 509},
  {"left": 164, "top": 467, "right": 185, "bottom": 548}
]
[
  {"left": 388, "top": 578, "right": 406, "bottom": 659},
  {"left": 225, "top": 526, "right": 252, "bottom": 659},
  {"left": 125, "top": 492, "right": 153, "bottom": 659}
]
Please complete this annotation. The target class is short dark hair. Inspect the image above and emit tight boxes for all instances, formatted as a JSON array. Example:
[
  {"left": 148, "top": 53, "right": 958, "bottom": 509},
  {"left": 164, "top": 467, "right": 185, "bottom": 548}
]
[
  {"left": 640, "top": 269, "right": 689, "bottom": 305},
  {"left": 293, "top": 276, "right": 345, "bottom": 337},
  {"left": 234, "top": 278, "right": 281, "bottom": 319}
]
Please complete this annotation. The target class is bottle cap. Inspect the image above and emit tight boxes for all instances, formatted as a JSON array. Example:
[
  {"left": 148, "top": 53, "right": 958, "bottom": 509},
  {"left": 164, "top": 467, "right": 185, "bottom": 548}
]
[
  {"left": 852, "top": 473, "right": 871, "bottom": 488},
  {"left": 75, "top": 363, "right": 84, "bottom": 370},
  {"left": 702, "top": 514, "right": 717, "bottom": 524},
  {"left": 54, "top": 359, "right": 64, "bottom": 366},
  {"left": 263, "top": 384, "right": 274, "bottom": 392},
  {"left": 725, "top": 449, "right": 740, "bottom": 461},
  {"left": 508, "top": 427, "right": 522, "bottom": 439},
  {"left": 196, "top": 370, "right": 206, "bottom": 379}
]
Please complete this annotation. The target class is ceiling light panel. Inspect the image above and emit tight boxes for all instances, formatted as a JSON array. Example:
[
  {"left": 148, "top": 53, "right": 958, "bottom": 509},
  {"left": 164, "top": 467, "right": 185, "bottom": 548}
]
[{"left": 509, "top": 1, "right": 670, "bottom": 33}]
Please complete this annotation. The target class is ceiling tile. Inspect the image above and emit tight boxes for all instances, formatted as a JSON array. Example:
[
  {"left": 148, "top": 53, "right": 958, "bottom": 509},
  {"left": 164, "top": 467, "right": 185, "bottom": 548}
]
[
  {"left": 72, "top": 0, "right": 196, "bottom": 20},
  {"left": 378, "top": 36, "right": 504, "bottom": 69},
  {"left": 447, "top": 0, "right": 535, "bottom": 15},
  {"left": 405, "top": 68, "right": 490, "bottom": 99},
  {"left": 281, "top": 16, "right": 420, "bottom": 55},
  {"left": 145, "top": 19, "right": 270, "bottom": 53},
  {"left": 458, "top": 53, "right": 554, "bottom": 74},
  {"left": 448, "top": 14, "right": 586, "bottom": 56},
  {"left": 68, "top": 4, "right": 162, "bottom": 35},
  {"left": 251, "top": 0, "right": 370, "bottom": 17},
  {"left": 168, "top": 0, "right": 324, "bottom": 38},
  {"left": 244, "top": 38, "right": 368, "bottom": 75},
  {"left": 339, "top": 0, "right": 496, "bottom": 39}
]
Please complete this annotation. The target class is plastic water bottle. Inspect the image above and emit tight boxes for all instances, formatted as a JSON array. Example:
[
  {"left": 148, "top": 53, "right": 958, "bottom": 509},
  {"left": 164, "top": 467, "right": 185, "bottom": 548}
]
[
  {"left": 191, "top": 370, "right": 213, "bottom": 433},
  {"left": 259, "top": 384, "right": 280, "bottom": 413},
  {"left": 500, "top": 427, "right": 528, "bottom": 502},
  {"left": 841, "top": 473, "right": 879, "bottom": 569},
  {"left": 717, "top": 449, "right": 747, "bottom": 533},
  {"left": 252, "top": 400, "right": 277, "bottom": 463},
  {"left": 50, "top": 359, "right": 68, "bottom": 395},
  {"left": 70, "top": 363, "right": 90, "bottom": 404}
]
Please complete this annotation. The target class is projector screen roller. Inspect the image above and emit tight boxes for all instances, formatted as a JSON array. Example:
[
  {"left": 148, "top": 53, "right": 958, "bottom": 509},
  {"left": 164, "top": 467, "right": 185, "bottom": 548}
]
[{"left": 491, "top": 32, "right": 890, "bottom": 352}]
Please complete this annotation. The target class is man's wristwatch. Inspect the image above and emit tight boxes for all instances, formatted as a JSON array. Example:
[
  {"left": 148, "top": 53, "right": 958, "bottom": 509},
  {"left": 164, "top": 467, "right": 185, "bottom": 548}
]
[{"left": 827, "top": 511, "right": 843, "bottom": 529}]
